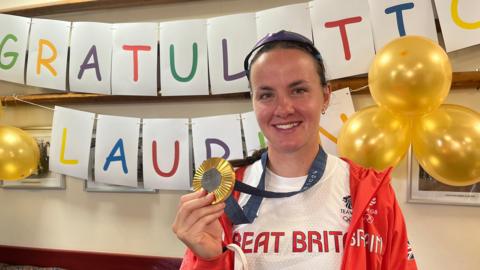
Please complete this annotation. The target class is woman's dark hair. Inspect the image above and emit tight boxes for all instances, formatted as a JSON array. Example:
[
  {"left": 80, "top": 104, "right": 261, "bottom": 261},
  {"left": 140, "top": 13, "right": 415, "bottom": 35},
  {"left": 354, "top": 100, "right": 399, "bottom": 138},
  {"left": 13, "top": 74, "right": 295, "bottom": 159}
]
[
  {"left": 229, "top": 148, "right": 267, "bottom": 168},
  {"left": 248, "top": 41, "right": 328, "bottom": 87}
]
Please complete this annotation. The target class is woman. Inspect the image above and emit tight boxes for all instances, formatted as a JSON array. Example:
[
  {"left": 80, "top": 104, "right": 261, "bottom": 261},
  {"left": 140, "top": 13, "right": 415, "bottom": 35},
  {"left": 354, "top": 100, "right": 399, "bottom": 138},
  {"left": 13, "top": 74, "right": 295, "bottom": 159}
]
[{"left": 172, "top": 30, "right": 417, "bottom": 270}]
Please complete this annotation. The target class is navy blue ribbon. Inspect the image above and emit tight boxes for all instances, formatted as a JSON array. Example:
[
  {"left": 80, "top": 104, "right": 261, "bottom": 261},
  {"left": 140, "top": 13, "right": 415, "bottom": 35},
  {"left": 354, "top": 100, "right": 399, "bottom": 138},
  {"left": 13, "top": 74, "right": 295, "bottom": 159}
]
[{"left": 225, "top": 147, "right": 327, "bottom": 225}]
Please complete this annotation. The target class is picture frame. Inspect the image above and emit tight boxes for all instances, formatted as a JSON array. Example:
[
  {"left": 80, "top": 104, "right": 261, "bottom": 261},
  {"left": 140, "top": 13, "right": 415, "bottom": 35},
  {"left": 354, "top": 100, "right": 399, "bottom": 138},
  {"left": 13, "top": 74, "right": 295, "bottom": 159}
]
[
  {"left": 407, "top": 149, "right": 480, "bottom": 206},
  {"left": 1, "top": 127, "right": 66, "bottom": 190},
  {"left": 84, "top": 136, "right": 157, "bottom": 193}
]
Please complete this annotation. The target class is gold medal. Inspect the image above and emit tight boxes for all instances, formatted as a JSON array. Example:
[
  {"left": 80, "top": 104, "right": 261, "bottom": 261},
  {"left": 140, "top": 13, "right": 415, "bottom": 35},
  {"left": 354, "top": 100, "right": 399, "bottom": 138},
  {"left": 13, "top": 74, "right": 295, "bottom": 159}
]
[{"left": 193, "top": 158, "right": 235, "bottom": 204}]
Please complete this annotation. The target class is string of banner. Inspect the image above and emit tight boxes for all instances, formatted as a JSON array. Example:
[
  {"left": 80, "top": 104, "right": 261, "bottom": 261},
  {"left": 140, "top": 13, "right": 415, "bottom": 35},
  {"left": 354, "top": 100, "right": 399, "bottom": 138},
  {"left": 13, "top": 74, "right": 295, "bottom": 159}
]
[{"left": 0, "top": 85, "right": 359, "bottom": 190}]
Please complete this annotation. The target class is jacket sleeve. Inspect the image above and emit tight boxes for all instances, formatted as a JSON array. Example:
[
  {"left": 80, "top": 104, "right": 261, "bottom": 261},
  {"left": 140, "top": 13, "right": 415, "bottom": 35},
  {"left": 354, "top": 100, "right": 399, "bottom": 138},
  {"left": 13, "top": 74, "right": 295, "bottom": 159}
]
[
  {"left": 179, "top": 248, "right": 233, "bottom": 270},
  {"left": 385, "top": 185, "right": 418, "bottom": 270}
]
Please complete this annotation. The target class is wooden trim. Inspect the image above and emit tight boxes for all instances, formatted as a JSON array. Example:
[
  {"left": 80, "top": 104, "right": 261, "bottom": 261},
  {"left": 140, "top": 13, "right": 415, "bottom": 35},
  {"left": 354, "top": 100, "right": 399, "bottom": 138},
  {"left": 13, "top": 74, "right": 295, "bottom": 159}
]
[
  {"left": 1, "top": 71, "right": 479, "bottom": 106},
  {"left": 2, "top": 0, "right": 205, "bottom": 17},
  {"left": 329, "top": 71, "right": 480, "bottom": 94},
  {"left": 0, "top": 245, "right": 182, "bottom": 270}
]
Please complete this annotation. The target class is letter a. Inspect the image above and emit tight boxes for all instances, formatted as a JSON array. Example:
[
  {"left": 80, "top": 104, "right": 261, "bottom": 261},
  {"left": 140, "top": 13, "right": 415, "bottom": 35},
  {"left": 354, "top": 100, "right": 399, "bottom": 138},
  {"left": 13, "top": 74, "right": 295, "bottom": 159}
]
[
  {"left": 103, "top": 138, "right": 128, "bottom": 174},
  {"left": 78, "top": 45, "right": 102, "bottom": 81}
]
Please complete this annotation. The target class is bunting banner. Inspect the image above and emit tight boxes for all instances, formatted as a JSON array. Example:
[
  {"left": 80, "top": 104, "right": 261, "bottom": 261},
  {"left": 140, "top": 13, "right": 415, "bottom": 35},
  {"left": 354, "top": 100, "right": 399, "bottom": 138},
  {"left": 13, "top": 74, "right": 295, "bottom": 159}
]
[
  {"left": 142, "top": 118, "right": 191, "bottom": 190},
  {"left": 207, "top": 13, "right": 256, "bottom": 94},
  {"left": 94, "top": 115, "right": 141, "bottom": 187},
  {"left": 26, "top": 18, "right": 70, "bottom": 91},
  {"left": 241, "top": 111, "right": 265, "bottom": 156},
  {"left": 69, "top": 22, "right": 113, "bottom": 95},
  {"left": 160, "top": 19, "right": 209, "bottom": 96},
  {"left": 434, "top": 0, "right": 480, "bottom": 52},
  {"left": 49, "top": 106, "right": 95, "bottom": 179},
  {"left": 191, "top": 114, "right": 244, "bottom": 169},
  {"left": 319, "top": 88, "right": 356, "bottom": 156},
  {"left": 256, "top": 3, "right": 312, "bottom": 40},
  {"left": 368, "top": 0, "right": 438, "bottom": 50},
  {"left": 0, "top": 14, "right": 30, "bottom": 84},
  {"left": 47, "top": 87, "right": 355, "bottom": 189},
  {"left": 111, "top": 23, "right": 158, "bottom": 96},
  {"left": 310, "top": 0, "right": 375, "bottom": 80},
  {"left": 0, "top": 1, "right": 478, "bottom": 94}
]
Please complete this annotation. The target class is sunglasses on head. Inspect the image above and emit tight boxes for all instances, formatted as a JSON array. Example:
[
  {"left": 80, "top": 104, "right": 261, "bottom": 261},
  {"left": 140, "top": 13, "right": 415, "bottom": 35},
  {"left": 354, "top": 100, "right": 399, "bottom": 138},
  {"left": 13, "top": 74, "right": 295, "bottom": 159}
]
[{"left": 243, "top": 30, "right": 322, "bottom": 79}]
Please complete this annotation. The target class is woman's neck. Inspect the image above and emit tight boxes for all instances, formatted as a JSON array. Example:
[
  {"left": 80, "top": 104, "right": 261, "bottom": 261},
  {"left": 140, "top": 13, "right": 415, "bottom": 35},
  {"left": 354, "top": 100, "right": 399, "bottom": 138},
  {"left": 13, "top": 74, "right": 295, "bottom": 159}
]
[{"left": 266, "top": 145, "right": 320, "bottom": 177}]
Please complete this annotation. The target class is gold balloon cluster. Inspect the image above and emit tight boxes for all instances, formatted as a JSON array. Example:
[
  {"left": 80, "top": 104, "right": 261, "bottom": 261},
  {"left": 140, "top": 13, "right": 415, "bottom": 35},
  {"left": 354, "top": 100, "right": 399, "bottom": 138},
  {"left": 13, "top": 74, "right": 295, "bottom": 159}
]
[
  {"left": 0, "top": 125, "right": 40, "bottom": 181},
  {"left": 338, "top": 36, "right": 480, "bottom": 186}
]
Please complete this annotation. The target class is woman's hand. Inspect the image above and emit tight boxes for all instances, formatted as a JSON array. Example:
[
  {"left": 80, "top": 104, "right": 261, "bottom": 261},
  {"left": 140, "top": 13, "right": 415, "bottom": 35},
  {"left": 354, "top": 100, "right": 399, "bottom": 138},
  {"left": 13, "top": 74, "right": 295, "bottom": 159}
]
[{"left": 172, "top": 189, "right": 226, "bottom": 260}]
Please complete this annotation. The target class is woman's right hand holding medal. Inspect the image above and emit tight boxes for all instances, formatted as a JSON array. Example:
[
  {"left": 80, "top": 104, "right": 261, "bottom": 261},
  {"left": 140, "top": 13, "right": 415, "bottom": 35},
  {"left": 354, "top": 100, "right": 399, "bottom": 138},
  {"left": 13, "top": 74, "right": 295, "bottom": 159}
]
[{"left": 172, "top": 188, "right": 226, "bottom": 260}]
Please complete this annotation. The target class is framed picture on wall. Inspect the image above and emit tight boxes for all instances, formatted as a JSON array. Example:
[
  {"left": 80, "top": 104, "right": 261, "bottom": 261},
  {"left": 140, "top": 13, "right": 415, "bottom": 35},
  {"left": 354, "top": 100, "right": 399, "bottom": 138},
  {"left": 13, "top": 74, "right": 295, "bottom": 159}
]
[
  {"left": 1, "top": 127, "right": 66, "bottom": 190},
  {"left": 84, "top": 137, "right": 157, "bottom": 193},
  {"left": 407, "top": 149, "right": 480, "bottom": 206}
]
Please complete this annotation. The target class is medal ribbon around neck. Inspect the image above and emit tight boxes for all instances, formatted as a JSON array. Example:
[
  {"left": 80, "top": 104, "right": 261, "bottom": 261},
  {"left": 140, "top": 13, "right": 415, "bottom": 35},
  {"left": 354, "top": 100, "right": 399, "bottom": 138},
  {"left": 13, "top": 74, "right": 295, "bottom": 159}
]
[{"left": 193, "top": 147, "right": 328, "bottom": 225}]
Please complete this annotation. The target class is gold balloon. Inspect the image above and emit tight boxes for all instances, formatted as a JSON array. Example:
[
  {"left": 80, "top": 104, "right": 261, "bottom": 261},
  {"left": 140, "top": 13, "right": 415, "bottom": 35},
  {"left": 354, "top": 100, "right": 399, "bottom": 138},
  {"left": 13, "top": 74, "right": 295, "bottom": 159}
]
[
  {"left": 338, "top": 106, "right": 411, "bottom": 171},
  {"left": 369, "top": 36, "right": 452, "bottom": 116},
  {"left": 0, "top": 126, "right": 40, "bottom": 181},
  {"left": 412, "top": 104, "right": 480, "bottom": 186}
]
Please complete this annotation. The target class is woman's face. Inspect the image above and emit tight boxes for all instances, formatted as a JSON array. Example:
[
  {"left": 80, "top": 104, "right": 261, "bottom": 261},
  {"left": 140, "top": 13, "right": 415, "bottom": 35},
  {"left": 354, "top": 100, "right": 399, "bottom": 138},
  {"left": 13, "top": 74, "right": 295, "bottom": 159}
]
[{"left": 250, "top": 48, "right": 330, "bottom": 154}]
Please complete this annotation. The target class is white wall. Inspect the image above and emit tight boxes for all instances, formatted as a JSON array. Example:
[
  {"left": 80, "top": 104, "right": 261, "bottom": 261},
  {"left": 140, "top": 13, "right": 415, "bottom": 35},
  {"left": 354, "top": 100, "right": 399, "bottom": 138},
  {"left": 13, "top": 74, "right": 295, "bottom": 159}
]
[{"left": 0, "top": 0, "right": 479, "bottom": 269}]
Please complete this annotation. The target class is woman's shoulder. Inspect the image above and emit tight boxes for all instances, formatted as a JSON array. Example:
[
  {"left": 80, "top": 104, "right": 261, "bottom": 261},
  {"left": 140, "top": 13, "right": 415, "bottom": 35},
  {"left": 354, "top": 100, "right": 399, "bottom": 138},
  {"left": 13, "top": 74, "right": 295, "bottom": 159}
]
[
  {"left": 327, "top": 153, "right": 349, "bottom": 170},
  {"left": 340, "top": 157, "right": 392, "bottom": 180}
]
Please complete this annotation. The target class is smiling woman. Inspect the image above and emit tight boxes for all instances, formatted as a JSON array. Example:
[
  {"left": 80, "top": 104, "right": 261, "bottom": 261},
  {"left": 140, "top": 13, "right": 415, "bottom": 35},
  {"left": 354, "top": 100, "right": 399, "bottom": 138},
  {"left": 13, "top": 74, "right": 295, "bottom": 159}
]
[{"left": 173, "top": 30, "right": 419, "bottom": 270}]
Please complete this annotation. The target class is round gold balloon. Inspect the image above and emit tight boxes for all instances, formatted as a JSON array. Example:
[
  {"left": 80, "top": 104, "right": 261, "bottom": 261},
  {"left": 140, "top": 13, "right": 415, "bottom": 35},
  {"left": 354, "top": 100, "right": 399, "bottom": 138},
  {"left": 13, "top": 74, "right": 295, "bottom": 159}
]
[
  {"left": 0, "top": 125, "right": 40, "bottom": 181},
  {"left": 193, "top": 158, "right": 235, "bottom": 204},
  {"left": 369, "top": 36, "right": 452, "bottom": 117},
  {"left": 412, "top": 104, "right": 480, "bottom": 186},
  {"left": 338, "top": 106, "right": 411, "bottom": 171}
]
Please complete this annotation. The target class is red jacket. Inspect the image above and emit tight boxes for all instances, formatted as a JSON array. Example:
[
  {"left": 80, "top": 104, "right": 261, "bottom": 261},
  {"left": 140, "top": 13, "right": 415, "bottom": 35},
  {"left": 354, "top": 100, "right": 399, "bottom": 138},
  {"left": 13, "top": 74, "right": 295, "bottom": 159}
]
[{"left": 180, "top": 159, "right": 418, "bottom": 270}]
